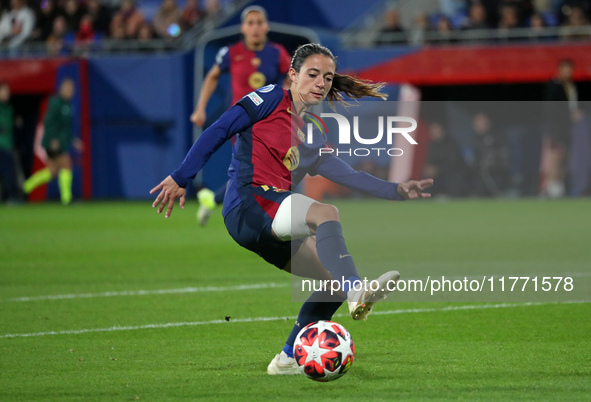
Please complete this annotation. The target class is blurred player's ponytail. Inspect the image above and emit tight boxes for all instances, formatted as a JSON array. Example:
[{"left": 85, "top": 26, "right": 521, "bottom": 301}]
[{"left": 290, "top": 43, "right": 388, "bottom": 109}]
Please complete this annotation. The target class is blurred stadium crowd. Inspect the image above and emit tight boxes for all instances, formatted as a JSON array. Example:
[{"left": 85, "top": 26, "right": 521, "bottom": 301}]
[
  {"left": 0, "top": 0, "right": 232, "bottom": 53},
  {"left": 1, "top": 0, "right": 590, "bottom": 53},
  {"left": 372, "top": 0, "right": 591, "bottom": 45}
]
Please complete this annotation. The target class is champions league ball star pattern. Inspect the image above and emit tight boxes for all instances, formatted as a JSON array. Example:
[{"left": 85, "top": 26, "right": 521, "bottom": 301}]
[{"left": 293, "top": 321, "right": 355, "bottom": 382}]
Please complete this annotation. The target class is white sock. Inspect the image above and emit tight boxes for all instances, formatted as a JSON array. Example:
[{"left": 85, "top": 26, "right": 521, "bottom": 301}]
[{"left": 279, "top": 351, "right": 293, "bottom": 364}]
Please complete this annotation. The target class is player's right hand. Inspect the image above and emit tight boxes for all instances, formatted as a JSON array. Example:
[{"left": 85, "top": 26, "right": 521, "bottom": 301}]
[
  {"left": 191, "top": 109, "right": 206, "bottom": 127},
  {"left": 150, "top": 175, "right": 186, "bottom": 219}
]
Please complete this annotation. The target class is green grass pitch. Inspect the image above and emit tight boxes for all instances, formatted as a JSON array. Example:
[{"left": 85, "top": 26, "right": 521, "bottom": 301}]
[{"left": 0, "top": 199, "right": 590, "bottom": 401}]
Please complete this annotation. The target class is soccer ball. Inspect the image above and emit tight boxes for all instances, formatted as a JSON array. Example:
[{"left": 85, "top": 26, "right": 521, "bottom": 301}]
[{"left": 293, "top": 320, "right": 355, "bottom": 382}]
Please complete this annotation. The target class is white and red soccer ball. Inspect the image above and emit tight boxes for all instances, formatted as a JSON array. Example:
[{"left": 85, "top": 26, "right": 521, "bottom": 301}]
[{"left": 293, "top": 320, "right": 355, "bottom": 382}]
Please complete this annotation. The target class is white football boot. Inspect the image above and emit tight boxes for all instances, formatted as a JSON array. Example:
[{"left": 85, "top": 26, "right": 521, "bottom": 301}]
[
  {"left": 196, "top": 188, "right": 216, "bottom": 226},
  {"left": 267, "top": 351, "right": 300, "bottom": 375},
  {"left": 347, "top": 270, "right": 400, "bottom": 321}
]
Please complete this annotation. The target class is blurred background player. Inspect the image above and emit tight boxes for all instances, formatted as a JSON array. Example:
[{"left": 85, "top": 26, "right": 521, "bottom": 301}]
[
  {"left": 190, "top": 5, "right": 291, "bottom": 226},
  {"left": 23, "top": 78, "right": 82, "bottom": 204},
  {"left": 470, "top": 112, "right": 510, "bottom": 197},
  {"left": 543, "top": 58, "right": 579, "bottom": 198},
  {"left": 422, "top": 121, "right": 466, "bottom": 197},
  {"left": 0, "top": 81, "right": 19, "bottom": 203}
]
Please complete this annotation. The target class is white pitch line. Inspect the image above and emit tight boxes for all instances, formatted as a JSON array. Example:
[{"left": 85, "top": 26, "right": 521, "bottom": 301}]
[
  {"left": 1, "top": 300, "right": 588, "bottom": 339},
  {"left": 5, "top": 272, "right": 589, "bottom": 303},
  {"left": 2, "top": 282, "right": 290, "bottom": 303}
]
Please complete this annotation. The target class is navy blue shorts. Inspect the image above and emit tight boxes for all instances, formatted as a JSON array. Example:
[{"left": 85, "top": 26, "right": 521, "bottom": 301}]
[{"left": 224, "top": 185, "right": 305, "bottom": 269}]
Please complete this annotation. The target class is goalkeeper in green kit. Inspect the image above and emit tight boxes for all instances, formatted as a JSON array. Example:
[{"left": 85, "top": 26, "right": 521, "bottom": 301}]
[{"left": 23, "top": 78, "right": 82, "bottom": 204}]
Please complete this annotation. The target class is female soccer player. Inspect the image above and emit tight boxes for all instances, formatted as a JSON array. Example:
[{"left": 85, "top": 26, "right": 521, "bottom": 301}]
[
  {"left": 23, "top": 78, "right": 82, "bottom": 205},
  {"left": 190, "top": 6, "right": 291, "bottom": 225},
  {"left": 151, "top": 44, "right": 432, "bottom": 375}
]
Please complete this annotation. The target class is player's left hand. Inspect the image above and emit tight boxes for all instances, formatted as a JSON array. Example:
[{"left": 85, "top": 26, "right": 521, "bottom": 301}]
[
  {"left": 397, "top": 179, "right": 434, "bottom": 200},
  {"left": 150, "top": 175, "right": 186, "bottom": 218}
]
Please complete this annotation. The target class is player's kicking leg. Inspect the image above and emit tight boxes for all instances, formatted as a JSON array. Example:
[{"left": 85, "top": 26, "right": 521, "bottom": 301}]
[
  {"left": 266, "top": 195, "right": 400, "bottom": 375},
  {"left": 347, "top": 270, "right": 400, "bottom": 321},
  {"left": 303, "top": 200, "right": 400, "bottom": 320}
]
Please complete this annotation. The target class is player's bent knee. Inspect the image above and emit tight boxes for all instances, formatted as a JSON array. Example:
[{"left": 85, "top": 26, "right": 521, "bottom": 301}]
[
  {"left": 307, "top": 203, "right": 339, "bottom": 227},
  {"left": 322, "top": 204, "right": 340, "bottom": 221}
]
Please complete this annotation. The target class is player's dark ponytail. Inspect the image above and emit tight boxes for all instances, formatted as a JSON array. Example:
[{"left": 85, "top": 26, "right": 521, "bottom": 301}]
[
  {"left": 290, "top": 44, "right": 388, "bottom": 108},
  {"left": 330, "top": 75, "right": 388, "bottom": 104}
]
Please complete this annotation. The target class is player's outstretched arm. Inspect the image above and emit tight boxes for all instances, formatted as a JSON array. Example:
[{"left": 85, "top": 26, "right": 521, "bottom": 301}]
[
  {"left": 396, "top": 179, "right": 434, "bottom": 200},
  {"left": 191, "top": 65, "right": 222, "bottom": 127},
  {"left": 150, "top": 104, "right": 255, "bottom": 219},
  {"left": 315, "top": 155, "right": 434, "bottom": 201},
  {"left": 150, "top": 175, "right": 186, "bottom": 219}
]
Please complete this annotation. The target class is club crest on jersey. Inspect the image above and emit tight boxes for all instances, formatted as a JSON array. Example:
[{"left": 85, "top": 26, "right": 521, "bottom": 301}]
[
  {"left": 283, "top": 146, "right": 300, "bottom": 171},
  {"left": 246, "top": 92, "right": 264, "bottom": 106},
  {"left": 297, "top": 128, "right": 305, "bottom": 142}
]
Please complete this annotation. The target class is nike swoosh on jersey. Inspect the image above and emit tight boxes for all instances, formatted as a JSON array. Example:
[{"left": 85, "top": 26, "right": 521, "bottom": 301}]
[{"left": 339, "top": 254, "right": 352, "bottom": 258}]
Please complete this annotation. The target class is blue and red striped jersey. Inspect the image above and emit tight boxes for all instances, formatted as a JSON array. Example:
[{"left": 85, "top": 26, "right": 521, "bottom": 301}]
[
  {"left": 171, "top": 85, "right": 402, "bottom": 218},
  {"left": 216, "top": 41, "right": 291, "bottom": 104}
]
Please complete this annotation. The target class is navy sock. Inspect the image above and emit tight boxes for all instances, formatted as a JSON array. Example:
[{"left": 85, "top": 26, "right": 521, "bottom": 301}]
[
  {"left": 282, "top": 344, "right": 294, "bottom": 358},
  {"left": 214, "top": 182, "right": 227, "bottom": 205},
  {"left": 316, "top": 221, "right": 360, "bottom": 288},
  {"left": 283, "top": 291, "right": 345, "bottom": 358},
  {"left": 343, "top": 275, "right": 361, "bottom": 294}
]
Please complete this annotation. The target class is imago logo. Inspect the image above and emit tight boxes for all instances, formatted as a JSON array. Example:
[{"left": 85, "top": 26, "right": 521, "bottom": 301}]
[{"left": 303, "top": 112, "right": 418, "bottom": 157}]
